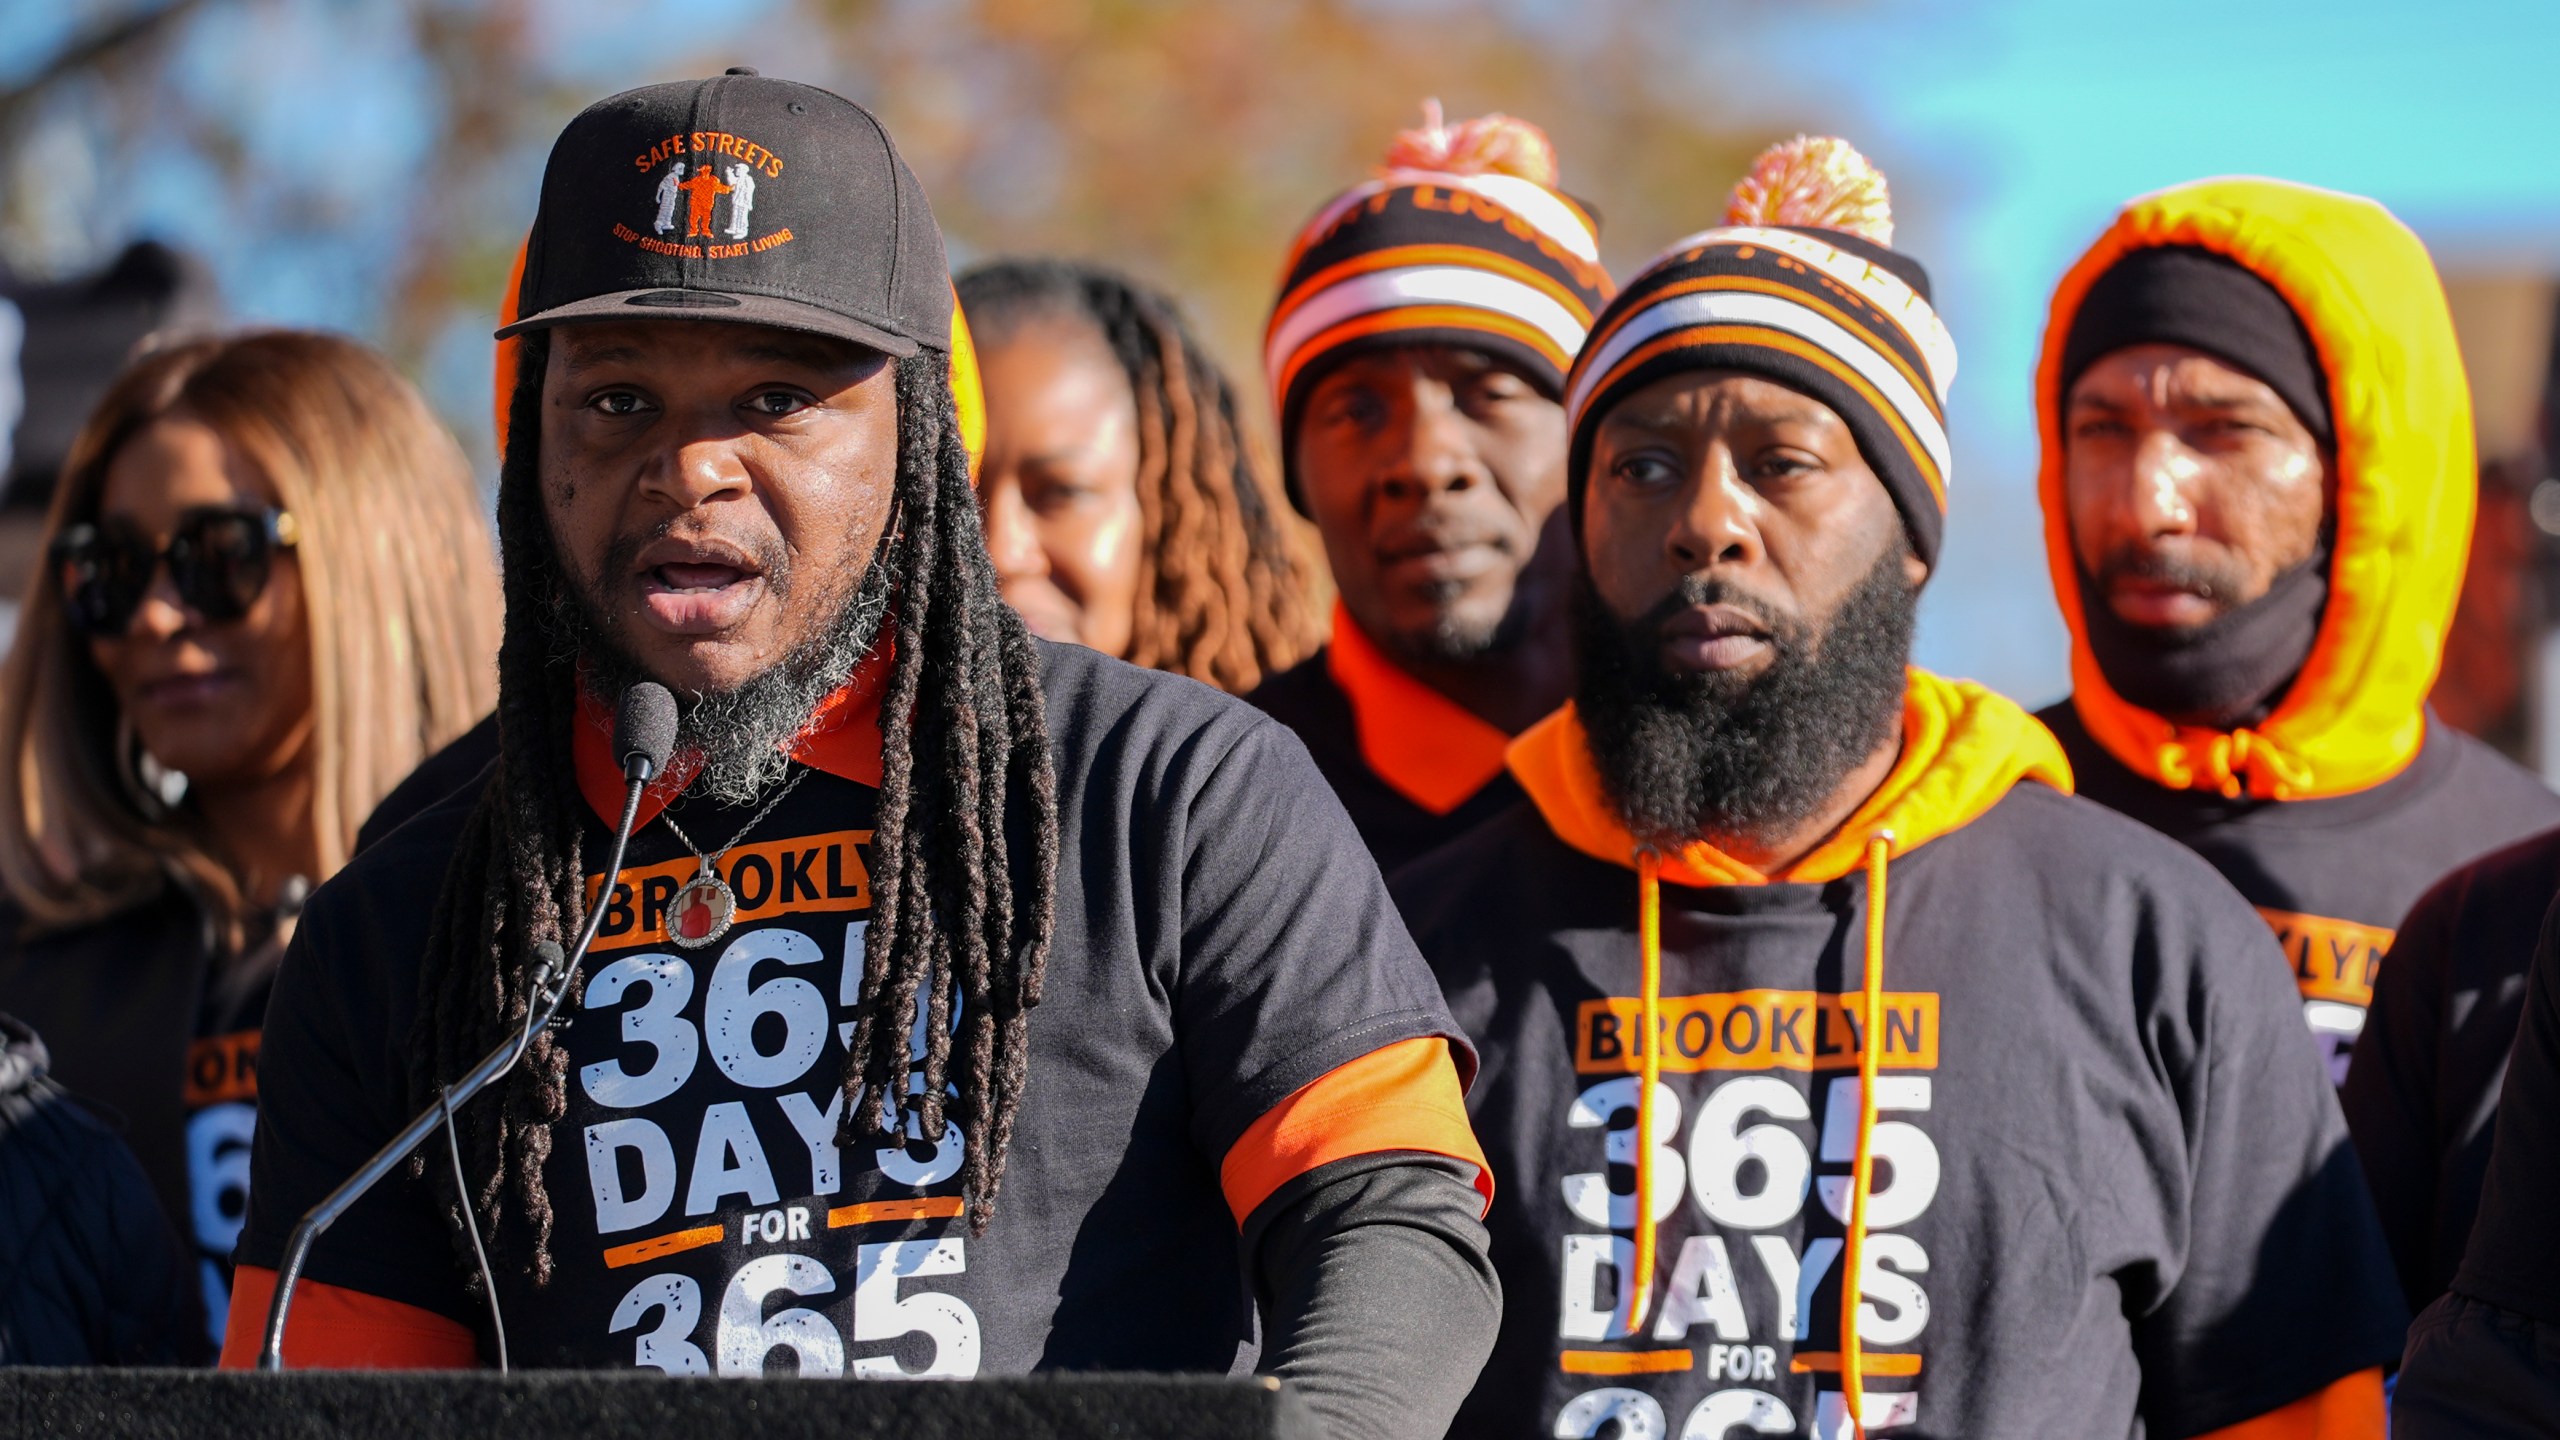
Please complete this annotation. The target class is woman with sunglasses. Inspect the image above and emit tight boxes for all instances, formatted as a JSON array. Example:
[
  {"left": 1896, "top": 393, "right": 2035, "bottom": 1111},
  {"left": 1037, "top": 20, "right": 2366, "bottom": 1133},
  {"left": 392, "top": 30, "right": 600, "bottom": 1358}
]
[{"left": 0, "top": 331, "right": 499, "bottom": 1359}]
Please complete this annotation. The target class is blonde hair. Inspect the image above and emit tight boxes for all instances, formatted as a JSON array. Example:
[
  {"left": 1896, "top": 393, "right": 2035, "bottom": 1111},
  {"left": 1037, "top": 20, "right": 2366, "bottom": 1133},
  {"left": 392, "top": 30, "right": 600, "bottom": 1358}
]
[{"left": 0, "top": 331, "right": 501, "bottom": 941}]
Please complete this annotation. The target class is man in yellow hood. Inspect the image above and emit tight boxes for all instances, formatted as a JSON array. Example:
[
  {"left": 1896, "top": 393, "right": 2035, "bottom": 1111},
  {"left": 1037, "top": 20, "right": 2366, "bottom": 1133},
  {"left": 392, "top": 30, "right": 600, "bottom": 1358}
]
[
  {"left": 2034, "top": 177, "right": 2560, "bottom": 1090},
  {"left": 1400, "top": 140, "right": 2401, "bottom": 1440}
]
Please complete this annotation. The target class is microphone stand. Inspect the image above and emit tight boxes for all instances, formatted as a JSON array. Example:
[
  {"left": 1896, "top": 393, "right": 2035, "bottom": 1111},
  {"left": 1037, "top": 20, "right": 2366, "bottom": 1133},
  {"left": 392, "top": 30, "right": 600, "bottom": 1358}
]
[{"left": 256, "top": 761, "right": 656, "bottom": 1371}]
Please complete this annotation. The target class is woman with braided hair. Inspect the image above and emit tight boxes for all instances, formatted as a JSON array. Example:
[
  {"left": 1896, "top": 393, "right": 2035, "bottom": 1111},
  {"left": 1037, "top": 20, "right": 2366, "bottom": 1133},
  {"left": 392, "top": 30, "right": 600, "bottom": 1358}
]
[
  {"left": 959, "top": 259, "right": 1322, "bottom": 694},
  {"left": 219, "top": 75, "right": 1498, "bottom": 1440}
]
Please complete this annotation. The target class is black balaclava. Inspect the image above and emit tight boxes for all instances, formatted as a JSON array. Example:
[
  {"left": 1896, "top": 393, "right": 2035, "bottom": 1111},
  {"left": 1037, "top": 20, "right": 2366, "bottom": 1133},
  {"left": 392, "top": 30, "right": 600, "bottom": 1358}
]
[{"left": 2078, "top": 529, "right": 2331, "bottom": 730}]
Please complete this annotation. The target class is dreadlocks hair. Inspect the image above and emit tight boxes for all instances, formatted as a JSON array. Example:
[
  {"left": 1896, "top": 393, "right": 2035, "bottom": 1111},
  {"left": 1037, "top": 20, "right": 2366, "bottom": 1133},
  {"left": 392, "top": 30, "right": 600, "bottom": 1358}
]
[
  {"left": 956, "top": 258, "right": 1324, "bottom": 694},
  {"left": 408, "top": 326, "right": 1057, "bottom": 1290}
]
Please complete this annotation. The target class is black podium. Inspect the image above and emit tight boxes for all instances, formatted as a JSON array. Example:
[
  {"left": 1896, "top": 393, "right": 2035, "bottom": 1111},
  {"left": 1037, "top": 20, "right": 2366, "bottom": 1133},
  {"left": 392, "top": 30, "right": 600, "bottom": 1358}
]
[{"left": 0, "top": 1369, "right": 1321, "bottom": 1439}]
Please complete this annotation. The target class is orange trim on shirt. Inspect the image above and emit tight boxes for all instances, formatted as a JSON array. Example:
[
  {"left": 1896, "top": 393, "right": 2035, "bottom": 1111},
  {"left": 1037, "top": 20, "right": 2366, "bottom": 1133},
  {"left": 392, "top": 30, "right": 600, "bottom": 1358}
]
[
  {"left": 1219, "top": 1035, "right": 1491, "bottom": 1224},
  {"left": 219, "top": 1265, "right": 481, "bottom": 1370},
  {"left": 2193, "top": 1368, "right": 2384, "bottom": 1440},
  {"left": 1326, "top": 602, "right": 1513, "bottom": 816},
  {"left": 572, "top": 640, "right": 893, "bottom": 829}
]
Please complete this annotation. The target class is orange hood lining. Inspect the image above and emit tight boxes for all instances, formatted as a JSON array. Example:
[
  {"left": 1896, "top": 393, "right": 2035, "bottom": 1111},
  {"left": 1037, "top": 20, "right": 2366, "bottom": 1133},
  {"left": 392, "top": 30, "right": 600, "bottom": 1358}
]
[
  {"left": 1507, "top": 667, "right": 2071, "bottom": 887},
  {"left": 1326, "top": 601, "right": 1514, "bottom": 815},
  {"left": 2036, "top": 176, "right": 2475, "bottom": 801}
]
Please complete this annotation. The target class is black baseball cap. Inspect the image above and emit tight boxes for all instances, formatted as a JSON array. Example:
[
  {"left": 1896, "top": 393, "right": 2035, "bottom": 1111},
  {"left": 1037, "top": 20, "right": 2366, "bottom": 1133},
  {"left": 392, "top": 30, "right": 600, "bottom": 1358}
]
[{"left": 497, "top": 69, "right": 950, "bottom": 356}]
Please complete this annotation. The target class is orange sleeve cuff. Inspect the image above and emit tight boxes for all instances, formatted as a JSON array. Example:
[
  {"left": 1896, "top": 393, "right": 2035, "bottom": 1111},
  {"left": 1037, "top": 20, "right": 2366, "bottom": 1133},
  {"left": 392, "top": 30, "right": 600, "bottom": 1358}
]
[
  {"left": 2192, "top": 1368, "right": 2385, "bottom": 1440},
  {"left": 219, "top": 1264, "right": 482, "bottom": 1370},
  {"left": 1219, "top": 1035, "right": 1492, "bottom": 1224}
]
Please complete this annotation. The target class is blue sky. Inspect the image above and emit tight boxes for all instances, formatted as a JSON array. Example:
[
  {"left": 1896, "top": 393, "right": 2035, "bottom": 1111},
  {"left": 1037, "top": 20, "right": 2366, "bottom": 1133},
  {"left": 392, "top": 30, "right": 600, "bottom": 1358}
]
[{"left": 10, "top": 0, "right": 2560, "bottom": 704}]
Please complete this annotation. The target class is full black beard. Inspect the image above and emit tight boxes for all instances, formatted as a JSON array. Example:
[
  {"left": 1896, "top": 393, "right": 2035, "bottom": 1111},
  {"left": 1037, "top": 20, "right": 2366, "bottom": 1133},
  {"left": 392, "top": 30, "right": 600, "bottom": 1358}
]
[
  {"left": 547, "top": 528, "right": 898, "bottom": 808},
  {"left": 1575, "top": 541, "right": 1917, "bottom": 852}
]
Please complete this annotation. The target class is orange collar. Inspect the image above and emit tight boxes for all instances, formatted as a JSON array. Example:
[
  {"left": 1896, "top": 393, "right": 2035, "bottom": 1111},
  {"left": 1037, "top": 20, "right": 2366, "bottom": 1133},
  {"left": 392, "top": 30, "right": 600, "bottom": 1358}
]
[
  {"left": 1506, "top": 668, "right": 2072, "bottom": 886},
  {"left": 572, "top": 643, "right": 893, "bottom": 830},
  {"left": 1326, "top": 601, "right": 1513, "bottom": 815}
]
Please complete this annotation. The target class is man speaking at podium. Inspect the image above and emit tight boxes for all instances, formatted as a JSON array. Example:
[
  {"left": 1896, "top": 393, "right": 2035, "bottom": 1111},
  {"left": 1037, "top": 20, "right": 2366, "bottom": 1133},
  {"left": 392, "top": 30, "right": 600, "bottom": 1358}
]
[{"left": 221, "top": 73, "right": 1500, "bottom": 1440}]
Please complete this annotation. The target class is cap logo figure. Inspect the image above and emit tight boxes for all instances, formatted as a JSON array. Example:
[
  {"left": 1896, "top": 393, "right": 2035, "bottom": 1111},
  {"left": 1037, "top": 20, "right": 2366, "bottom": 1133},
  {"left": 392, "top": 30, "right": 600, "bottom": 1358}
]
[{"left": 615, "top": 129, "right": 790, "bottom": 260}]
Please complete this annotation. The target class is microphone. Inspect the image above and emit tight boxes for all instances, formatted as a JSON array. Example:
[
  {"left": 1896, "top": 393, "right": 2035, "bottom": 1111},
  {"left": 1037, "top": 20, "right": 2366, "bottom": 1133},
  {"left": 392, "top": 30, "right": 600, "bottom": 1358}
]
[
  {"left": 617, "top": 681, "right": 677, "bottom": 784},
  {"left": 257, "top": 683, "right": 679, "bottom": 1371}
]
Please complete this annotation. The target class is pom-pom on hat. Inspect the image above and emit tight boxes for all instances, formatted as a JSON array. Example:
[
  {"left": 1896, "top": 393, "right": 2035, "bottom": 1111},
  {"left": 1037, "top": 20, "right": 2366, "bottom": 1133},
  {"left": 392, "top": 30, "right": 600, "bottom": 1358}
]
[
  {"left": 1565, "top": 135, "right": 1958, "bottom": 570},
  {"left": 1724, "top": 134, "right": 1896, "bottom": 247},
  {"left": 1265, "top": 101, "right": 1615, "bottom": 514}
]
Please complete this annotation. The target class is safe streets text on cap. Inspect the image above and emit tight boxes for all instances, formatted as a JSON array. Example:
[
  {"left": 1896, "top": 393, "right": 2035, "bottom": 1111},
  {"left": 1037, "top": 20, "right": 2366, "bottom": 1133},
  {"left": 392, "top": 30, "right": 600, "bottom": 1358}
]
[{"left": 498, "top": 69, "right": 951, "bottom": 356}]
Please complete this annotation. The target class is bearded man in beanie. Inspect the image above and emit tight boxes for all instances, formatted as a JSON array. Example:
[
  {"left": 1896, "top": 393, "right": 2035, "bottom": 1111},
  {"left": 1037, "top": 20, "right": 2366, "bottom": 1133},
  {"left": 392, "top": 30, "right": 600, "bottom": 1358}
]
[
  {"left": 217, "top": 75, "right": 1499, "bottom": 1435},
  {"left": 2035, "top": 179, "right": 2560, "bottom": 1092},
  {"left": 1248, "top": 104, "right": 1611, "bottom": 875},
  {"left": 1397, "top": 139, "right": 2403, "bottom": 1440}
]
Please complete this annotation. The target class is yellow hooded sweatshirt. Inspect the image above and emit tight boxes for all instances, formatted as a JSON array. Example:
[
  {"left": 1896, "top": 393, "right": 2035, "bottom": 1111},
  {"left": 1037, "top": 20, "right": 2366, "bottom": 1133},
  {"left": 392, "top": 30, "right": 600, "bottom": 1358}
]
[
  {"left": 2038, "top": 175, "right": 2471, "bottom": 804},
  {"left": 2036, "top": 177, "right": 2560, "bottom": 1087}
]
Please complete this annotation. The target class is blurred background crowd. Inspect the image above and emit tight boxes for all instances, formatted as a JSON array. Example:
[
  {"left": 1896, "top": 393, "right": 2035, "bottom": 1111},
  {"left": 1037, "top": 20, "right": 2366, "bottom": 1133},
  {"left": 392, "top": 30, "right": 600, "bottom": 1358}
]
[{"left": 5, "top": 0, "right": 2560, "bottom": 768}]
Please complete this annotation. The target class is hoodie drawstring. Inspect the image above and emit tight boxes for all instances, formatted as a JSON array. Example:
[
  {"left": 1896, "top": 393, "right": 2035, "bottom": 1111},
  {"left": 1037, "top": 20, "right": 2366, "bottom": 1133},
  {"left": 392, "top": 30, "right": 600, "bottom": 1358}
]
[
  {"left": 1623, "top": 832, "right": 1894, "bottom": 1419},
  {"left": 2157, "top": 727, "right": 2314, "bottom": 801},
  {"left": 1840, "top": 831, "right": 1894, "bottom": 1440},
  {"left": 1627, "top": 846, "right": 1663, "bottom": 1335}
]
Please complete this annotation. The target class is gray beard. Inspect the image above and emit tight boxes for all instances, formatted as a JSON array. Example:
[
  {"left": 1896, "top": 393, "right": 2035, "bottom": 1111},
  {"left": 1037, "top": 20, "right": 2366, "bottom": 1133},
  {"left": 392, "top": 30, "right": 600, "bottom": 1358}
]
[{"left": 548, "top": 542, "right": 897, "bottom": 808}]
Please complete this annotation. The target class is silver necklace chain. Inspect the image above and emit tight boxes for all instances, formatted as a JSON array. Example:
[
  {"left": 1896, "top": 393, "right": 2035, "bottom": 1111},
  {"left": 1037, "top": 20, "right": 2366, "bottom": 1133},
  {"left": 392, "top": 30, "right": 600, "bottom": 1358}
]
[{"left": 659, "top": 764, "right": 813, "bottom": 870}]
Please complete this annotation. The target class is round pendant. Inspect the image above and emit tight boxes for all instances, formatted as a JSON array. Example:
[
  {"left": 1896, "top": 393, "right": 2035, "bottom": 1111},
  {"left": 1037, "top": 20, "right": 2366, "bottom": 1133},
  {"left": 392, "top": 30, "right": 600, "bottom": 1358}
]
[{"left": 669, "top": 869, "right": 736, "bottom": 949}]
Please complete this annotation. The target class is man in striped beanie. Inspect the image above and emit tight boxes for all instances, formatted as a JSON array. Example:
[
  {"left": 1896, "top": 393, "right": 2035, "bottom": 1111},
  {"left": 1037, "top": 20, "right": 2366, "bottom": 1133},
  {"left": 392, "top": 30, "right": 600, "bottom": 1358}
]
[
  {"left": 1395, "top": 139, "right": 2402, "bottom": 1439},
  {"left": 1248, "top": 104, "right": 1614, "bottom": 875}
]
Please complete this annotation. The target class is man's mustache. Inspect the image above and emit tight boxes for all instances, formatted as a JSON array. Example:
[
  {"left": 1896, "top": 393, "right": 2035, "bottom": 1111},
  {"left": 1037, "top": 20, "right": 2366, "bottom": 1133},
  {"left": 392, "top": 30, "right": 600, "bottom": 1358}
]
[
  {"left": 598, "top": 517, "right": 792, "bottom": 595},
  {"left": 2092, "top": 543, "right": 2248, "bottom": 604},
  {"left": 1377, "top": 515, "right": 1517, "bottom": 558},
  {"left": 1625, "top": 574, "right": 1796, "bottom": 643}
]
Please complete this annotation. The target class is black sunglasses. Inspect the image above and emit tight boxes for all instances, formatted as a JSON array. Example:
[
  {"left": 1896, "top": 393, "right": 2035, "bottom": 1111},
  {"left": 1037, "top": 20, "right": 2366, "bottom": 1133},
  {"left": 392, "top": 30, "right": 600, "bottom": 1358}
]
[{"left": 52, "top": 506, "right": 301, "bottom": 637}]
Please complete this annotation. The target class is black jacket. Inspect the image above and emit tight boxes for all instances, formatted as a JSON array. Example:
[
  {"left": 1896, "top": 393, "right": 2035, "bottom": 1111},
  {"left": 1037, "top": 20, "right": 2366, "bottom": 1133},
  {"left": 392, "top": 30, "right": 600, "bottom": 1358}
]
[
  {"left": 2342, "top": 825, "right": 2560, "bottom": 1315},
  {"left": 1246, "top": 650, "right": 1524, "bottom": 877},
  {"left": 0, "top": 1012, "right": 199, "bottom": 1365},
  {"left": 2395, "top": 882, "right": 2560, "bottom": 1433},
  {"left": 0, "top": 888, "right": 274, "bottom": 1355},
  {"left": 353, "top": 712, "right": 497, "bottom": 855}
]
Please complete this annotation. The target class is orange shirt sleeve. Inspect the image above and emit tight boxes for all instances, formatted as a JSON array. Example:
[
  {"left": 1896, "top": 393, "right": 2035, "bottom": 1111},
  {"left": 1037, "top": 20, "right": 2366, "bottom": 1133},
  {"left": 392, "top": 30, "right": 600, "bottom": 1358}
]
[
  {"left": 2191, "top": 1368, "right": 2385, "bottom": 1440},
  {"left": 219, "top": 1264, "right": 482, "bottom": 1369},
  {"left": 1219, "top": 1035, "right": 1492, "bottom": 1224}
]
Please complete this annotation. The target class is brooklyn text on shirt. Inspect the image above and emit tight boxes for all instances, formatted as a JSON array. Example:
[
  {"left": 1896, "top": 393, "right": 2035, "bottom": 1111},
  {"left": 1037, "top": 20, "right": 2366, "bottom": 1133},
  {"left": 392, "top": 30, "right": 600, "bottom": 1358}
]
[
  {"left": 1573, "top": 988, "right": 1941, "bottom": 1074},
  {"left": 2258, "top": 906, "right": 2393, "bottom": 1084},
  {"left": 574, "top": 904, "right": 981, "bottom": 1379},
  {"left": 583, "top": 829, "right": 874, "bottom": 953},
  {"left": 1554, "top": 986, "right": 1943, "bottom": 1439}
]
